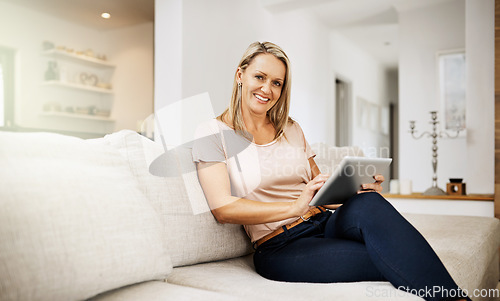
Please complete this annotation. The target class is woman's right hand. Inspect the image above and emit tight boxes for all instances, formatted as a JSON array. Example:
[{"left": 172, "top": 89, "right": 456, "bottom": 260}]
[{"left": 292, "top": 174, "right": 329, "bottom": 217}]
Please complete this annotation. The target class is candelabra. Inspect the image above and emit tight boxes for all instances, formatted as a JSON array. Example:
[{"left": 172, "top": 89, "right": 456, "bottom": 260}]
[{"left": 409, "top": 111, "right": 462, "bottom": 195}]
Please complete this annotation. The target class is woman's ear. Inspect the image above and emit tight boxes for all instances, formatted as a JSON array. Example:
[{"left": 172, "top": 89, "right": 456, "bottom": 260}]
[{"left": 236, "top": 67, "right": 243, "bottom": 83}]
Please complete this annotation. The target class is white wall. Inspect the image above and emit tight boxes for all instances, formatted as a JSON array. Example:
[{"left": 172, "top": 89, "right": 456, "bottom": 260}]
[
  {"left": 398, "top": 0, "right": 467, "bottom": 193},
  {"left": 465, "top": 0, "right": 494, "bottom": 194},
  {"left": 106, "top": 23, "right": 154, "bottom": 132},
  {"left": 154, "top": 0, "right": 183, "bottom": 111},
  {"left": 0, "top": 2, "right": 153, "bottom": 137},
  {"left": 156, "top": 0, "right": 334, "bottom": 145}
]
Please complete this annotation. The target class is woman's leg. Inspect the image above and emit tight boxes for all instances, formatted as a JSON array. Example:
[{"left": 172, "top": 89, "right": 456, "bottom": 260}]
[
  {"left": 324, "top": 192, "right": 469, "bottom": 301},
  {"left": 253, "top": 211, "right": 386, "bottom": 283}
]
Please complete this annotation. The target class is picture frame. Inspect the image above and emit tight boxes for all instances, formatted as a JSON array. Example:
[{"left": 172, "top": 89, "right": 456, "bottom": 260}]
[
  {"left": 357, "top": 97, "right": 370, "bottom": 129},
  {"left": 436, "top": 49, "right": 466, "bottom": 135},
  {"left": 357, "top": 97, "right": 383, "bottom": 133}
]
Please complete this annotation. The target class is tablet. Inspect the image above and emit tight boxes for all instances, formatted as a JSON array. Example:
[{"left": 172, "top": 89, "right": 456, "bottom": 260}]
[{"left": 309, "top": 156, "right": 392, "bottom": 206}]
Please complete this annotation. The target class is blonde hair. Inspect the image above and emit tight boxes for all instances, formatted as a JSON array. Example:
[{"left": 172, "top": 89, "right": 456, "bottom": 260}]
[{"left": 218, "top": 41, "right": 293, "bottom": 140}]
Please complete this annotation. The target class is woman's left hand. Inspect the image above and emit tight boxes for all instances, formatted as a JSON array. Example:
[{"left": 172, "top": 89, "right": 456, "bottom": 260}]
[{"left": 358, "top": 174, "right": 384, "bottom": 194}]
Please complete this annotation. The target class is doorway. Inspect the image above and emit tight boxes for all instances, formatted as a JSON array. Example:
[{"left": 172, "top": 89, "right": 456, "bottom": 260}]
[
  {"left": 335, "top": 77, "right": 352, "bottom": 147},
  {"left": 0, "top": 47, "right": 15, "bottom": 128}
]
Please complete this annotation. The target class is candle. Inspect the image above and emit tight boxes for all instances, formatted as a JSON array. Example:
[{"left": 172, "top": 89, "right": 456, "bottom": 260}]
[
  {"left": 389, "top": 179, "right": 400, "bottom": 194},
  {"left": 399, "top": 179, "right": 412, "bottom": 195}
]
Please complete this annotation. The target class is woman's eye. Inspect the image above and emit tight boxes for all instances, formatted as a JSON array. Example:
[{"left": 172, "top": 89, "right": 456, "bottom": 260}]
[
  {"left": 255, "top": 75, "right": 263, "bottom": 80},
  {"left": 274, "top": 81, "right": 282, "bottom": 87}
]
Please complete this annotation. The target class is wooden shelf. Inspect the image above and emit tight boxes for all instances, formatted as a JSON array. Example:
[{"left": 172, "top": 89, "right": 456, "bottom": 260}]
[
  {"left": 40, "top": 112, "right": 114, "bottom": 122},
  {"left": 383, "top": 193, "right": 494, "bottom": 202},
  {"left": 43, "top": 49, "right": 115, "bottom": 68},
  {"left": 42, "top": 81, "right": 113, "bottom": 94}
]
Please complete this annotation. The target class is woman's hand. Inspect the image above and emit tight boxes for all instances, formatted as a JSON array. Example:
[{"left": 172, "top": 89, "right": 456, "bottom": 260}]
[
  {"left": 358, "top": 174, "right": 385, "bottom": 194},
  {"left": 291, "top": 174, "right": 329, "bottom": 217}
]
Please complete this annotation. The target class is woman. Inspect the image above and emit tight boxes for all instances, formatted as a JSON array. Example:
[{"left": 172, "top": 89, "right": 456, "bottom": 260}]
[{"left": 192, "top": 41, "right": 470, "bottom": 301}]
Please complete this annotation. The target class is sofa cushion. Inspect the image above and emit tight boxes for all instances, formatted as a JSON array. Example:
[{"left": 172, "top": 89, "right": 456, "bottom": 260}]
[
  {"left": 403, "top": 213, "right": 500, "bottom": 297},
  {"left": 168, "top": 255, "right": 421, "bottom": 301},
  {"left": 167, "top": 214, "right": 500, "bottom": 301},
  {"left": 89, "top": 280, "right": 241, "bottom": 301},
  {"left": 0, "top": 131, "right": 172, "bottom": 301},
  {"left": 101, "top": 130, "right": 253, "bottom": 267}
]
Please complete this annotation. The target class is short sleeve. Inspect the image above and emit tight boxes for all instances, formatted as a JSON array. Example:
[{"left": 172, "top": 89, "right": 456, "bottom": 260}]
[
  {"left": 305, "top": 139, "right": 315, "bottom": 159},
  {"left": 192, "top": 120, "right": 227, "bottom": 163},
  {"left": 291, "top": 121, "right": 315, "bottom": 159}
]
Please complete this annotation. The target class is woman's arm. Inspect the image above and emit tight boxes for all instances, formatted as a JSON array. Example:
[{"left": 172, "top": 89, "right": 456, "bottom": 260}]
[{"left": 196, "top": 161, "right": 328, "bottom": 225}]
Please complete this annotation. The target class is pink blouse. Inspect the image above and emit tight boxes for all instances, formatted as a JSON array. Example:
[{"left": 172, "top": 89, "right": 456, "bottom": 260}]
[{"left": 192, "top": 119, "right": 315, "bottom": 242}]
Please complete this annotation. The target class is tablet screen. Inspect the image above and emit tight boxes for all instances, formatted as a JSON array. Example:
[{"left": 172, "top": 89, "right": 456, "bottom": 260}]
[{"left": 309, "top": 156, "right": 392, "bottom": 206}]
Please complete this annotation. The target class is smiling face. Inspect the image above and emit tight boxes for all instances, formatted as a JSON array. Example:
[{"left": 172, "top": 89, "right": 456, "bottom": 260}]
[{"left": 237, "top": 53, "right": 286, "bottom": 118}]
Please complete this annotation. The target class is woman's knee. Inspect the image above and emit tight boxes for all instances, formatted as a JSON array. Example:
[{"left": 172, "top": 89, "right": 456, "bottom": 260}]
[
  {"left": 346, "top": 192, "right": 387, "bottom": 209},
  {"left": 339, "top": 192, "right": 396, "bottom": 220}
]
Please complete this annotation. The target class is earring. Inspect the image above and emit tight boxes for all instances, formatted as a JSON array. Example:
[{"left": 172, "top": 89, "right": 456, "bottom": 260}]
[{"left": 237, "top": 82, "right": 242, "bottom": 104}]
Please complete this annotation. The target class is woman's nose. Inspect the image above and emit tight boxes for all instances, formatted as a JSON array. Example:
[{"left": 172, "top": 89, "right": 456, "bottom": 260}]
[{"left": 261, "top": 81, "right": 271, "bottom": 94}]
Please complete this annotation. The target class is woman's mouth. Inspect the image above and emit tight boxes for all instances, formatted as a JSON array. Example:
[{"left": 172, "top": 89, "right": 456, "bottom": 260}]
[{"left": 254, "top": 94, "right": 270, "bottom": 104}]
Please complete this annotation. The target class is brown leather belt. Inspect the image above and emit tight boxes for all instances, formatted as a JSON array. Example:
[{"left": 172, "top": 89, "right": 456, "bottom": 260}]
[{"left": 255, "top": 206, "right": 326, "bottom": 247}]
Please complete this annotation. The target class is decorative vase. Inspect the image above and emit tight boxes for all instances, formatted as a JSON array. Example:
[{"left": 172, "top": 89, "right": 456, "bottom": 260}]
[{"left": 44, "top": 61, "right": 59, "bottom": 81}]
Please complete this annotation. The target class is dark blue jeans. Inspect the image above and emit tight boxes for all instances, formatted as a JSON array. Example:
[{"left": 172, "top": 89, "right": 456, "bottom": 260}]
[{"left": 253, "top": 192, "right": 470, "bottom": 301}]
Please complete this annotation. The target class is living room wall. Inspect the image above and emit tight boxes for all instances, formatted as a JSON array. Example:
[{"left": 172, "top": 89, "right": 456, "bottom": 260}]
[
  {"left": 465, "top": 0, "right": 495, "bottom": 195},
  {"left": 106, "top": 23, "right": 154, "bottom": 132}
]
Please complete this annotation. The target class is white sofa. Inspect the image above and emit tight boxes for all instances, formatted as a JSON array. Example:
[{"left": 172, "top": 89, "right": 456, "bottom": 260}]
[{"left": 1, "top": 129, "right": 499, "bottom": 301}]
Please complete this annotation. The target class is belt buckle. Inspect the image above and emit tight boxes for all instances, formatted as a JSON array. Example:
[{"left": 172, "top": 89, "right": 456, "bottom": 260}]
[
  {"left": 300, "top": 215, "right": 310, "bottom": 222},
  {"left": 301, "top": 207, "right": 321, "bottom": 222},
  {"left": 300, "top": 210, "right": 313, "bottom": 222}
]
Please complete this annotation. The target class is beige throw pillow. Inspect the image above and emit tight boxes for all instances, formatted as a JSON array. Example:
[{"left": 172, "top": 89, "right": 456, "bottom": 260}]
[{"left": 0, "top": 131, "right": 172, "bottom": 301}]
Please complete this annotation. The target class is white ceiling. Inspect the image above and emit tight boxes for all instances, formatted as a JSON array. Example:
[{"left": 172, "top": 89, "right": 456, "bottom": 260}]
[
  {"left": 0, "top": 0, "right": 154, "bottom": 31},
  {"left": 263, "top": 0, "right": 457, "bottom": 69}
]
